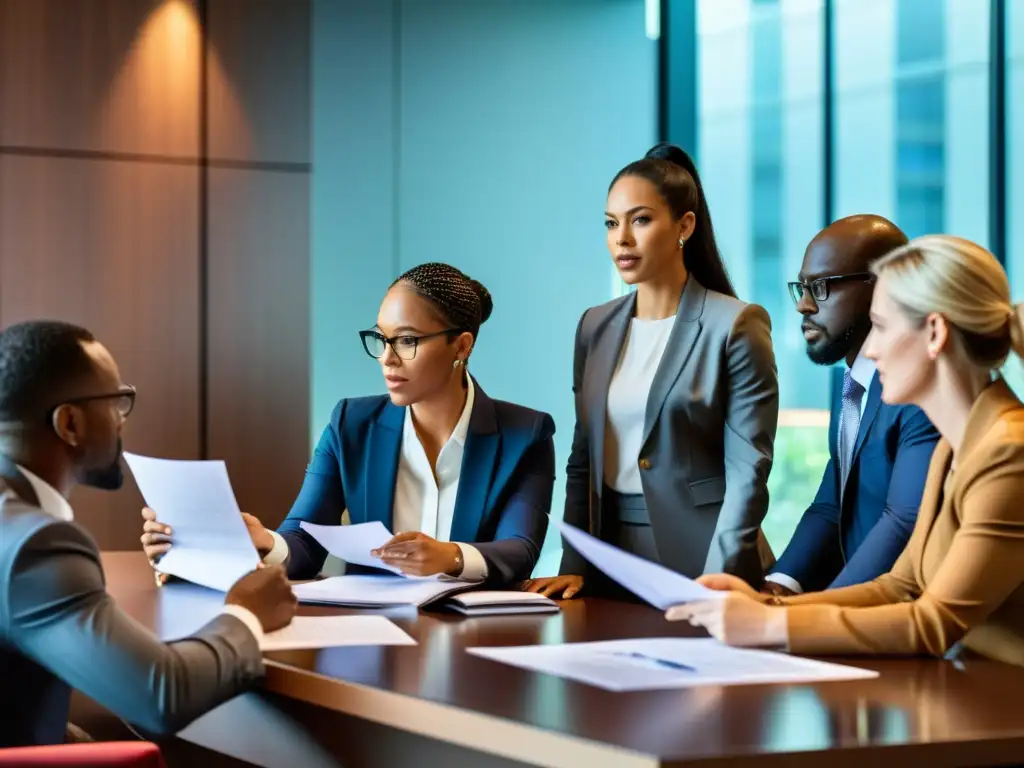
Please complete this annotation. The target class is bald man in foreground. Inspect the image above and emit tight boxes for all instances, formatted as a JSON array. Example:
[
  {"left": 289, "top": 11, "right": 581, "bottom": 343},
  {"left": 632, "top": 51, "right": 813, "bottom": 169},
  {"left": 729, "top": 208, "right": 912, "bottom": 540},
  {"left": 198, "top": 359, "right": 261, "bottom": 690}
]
[{"left": 763, "top": 215, "right": 939, "bottom": 596}]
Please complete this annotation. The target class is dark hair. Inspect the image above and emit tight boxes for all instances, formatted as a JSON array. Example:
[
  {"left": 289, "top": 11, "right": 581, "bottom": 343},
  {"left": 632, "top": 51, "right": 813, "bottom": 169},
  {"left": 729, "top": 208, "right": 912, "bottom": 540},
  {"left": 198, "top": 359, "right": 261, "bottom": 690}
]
[
  {"left": 0, "top": 321, "right": 97, "bottom": 421},
  {"left": 610, "top": 142, "right": 736, "bottom": 298},
  {"left": 392, "top": 263, "right": 494, "bottom": 339}
]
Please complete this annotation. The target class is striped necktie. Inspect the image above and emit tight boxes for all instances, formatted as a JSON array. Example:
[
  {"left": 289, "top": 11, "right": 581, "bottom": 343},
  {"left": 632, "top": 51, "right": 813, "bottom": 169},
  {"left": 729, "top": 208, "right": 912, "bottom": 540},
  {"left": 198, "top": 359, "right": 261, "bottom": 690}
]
[{"left": 838, "top": 370, "right": 865, "bottom": 494}]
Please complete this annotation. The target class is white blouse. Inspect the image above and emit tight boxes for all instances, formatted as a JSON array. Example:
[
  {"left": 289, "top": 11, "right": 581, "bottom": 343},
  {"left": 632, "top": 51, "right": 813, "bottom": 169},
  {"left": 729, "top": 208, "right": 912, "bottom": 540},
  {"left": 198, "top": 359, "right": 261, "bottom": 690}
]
[{"left": 603, "top": 315, "right": 676, "bottom": 494}]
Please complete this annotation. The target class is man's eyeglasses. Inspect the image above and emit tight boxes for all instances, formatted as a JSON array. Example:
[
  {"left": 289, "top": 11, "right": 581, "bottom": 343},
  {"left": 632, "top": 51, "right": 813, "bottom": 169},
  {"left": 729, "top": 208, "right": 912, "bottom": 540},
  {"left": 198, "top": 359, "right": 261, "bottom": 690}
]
[
  {"left": 787, "top": 273, "right": 875, "bottom": 305},
  {"left": 359, "top": 329, "right": 464, "bottom": 361},
  {"left": 48, "top": 385, "right": 137, "bottom": 421}
]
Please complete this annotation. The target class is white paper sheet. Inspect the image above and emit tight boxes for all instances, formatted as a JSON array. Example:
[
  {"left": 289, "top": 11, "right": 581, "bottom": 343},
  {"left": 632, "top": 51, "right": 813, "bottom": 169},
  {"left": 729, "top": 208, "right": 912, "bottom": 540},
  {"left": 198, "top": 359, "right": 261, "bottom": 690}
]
[
  {"left": 553, "top": 519, "right": 724, "bottom": 609},
  {"left": 292, "top": 574, "right": 474, "bottom": 608},
  {"left": 124, "top": 453, "right": 260, "bottom": 592},
  {"left": 260, "top": 615, "right": 416, "bottom": 651},
  {"left": 299, "top": 520, "right": 402, "bottom": 574},
  {"left": 469, "top": 638, "right": 878, "bottom": 691}
]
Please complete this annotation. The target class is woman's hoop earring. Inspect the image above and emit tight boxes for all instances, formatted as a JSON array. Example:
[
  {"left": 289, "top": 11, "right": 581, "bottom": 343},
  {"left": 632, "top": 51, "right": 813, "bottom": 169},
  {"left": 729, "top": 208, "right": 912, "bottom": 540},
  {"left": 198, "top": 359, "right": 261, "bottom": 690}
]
[
  {"left": 679, "top": 237, "right": 686, "bottom": 249},
  {"left": 453, "top": 360, "right": 463, "bottom": 369}
]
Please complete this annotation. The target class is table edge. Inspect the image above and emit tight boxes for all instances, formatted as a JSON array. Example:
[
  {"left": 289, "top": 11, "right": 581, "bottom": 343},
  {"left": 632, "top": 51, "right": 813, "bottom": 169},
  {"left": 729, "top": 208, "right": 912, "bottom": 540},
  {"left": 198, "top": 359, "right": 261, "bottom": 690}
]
[{"left": 262, "top": 660, "right": 659, "bottom": 768}]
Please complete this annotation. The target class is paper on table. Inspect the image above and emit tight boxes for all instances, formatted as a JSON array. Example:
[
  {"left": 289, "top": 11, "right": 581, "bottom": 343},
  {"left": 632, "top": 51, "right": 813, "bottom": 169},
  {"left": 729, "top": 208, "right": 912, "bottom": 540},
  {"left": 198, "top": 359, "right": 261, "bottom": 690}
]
[
  {"left": 292, "top": 574, "right": 475, "bottom": 608},
  {"left": 469, "top": 638, "right": 878, "bottom": 691},
  {"left": 299, "top": 521, "right": 402, "bottom": 574},
  {"left": 124, "top": 453, "right": 260, "bottom": 592},
  {"left": 260, "top": 615, "right": 416, "bottom": 651},
  {"left": 553, "top": 519, "right": 724, "bottom": 609}
]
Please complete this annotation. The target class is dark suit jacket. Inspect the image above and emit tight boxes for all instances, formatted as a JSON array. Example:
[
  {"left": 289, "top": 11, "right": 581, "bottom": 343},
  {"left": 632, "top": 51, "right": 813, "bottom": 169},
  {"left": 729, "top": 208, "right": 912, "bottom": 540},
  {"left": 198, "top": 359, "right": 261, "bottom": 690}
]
[
  {"left": 0, "top": 467, "right": 263, "bottom": 748},
  {"left": 276, "top": 379, "right": 555, "bottom": 585},
  {"left": 772, "top": 368, "right": 939, "bottom": 593},
  {"left": 561, "top": 275, "right": 779, "bottom": 586}
]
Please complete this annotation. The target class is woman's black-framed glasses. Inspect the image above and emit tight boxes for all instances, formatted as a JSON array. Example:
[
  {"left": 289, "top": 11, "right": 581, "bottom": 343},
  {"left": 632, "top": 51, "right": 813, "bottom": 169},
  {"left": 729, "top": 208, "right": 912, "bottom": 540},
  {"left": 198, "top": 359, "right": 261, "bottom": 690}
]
[
  {"left": 48, "top": 385, "right": 137, "bottom": 421},
  {"left": 359, "top": 329, "right": 464, "bottom": 361},
  {"left": 787, "top": 273, "right": 875, "bottom": 305}
]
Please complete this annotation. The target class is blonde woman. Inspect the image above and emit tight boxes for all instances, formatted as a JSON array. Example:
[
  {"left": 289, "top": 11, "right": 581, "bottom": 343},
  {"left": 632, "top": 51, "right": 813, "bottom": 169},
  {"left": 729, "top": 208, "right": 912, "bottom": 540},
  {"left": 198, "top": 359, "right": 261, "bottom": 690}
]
[{"left": 670, "top": 235, "right": 1024, "bottom": 666}]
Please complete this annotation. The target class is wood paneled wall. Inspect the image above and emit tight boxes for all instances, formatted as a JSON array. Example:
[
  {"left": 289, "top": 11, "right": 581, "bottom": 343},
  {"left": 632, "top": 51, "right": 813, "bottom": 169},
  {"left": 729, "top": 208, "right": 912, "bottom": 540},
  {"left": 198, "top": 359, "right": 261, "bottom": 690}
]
[{"left": 0, "top": 0, "right": 311, "bottom": 548}]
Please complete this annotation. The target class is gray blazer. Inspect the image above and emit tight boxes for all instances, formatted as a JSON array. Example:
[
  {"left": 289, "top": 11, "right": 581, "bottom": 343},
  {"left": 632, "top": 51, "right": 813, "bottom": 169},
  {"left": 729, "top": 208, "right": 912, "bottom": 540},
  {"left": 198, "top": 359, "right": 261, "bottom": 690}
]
[
  {"left": 561, "top": 276, "right": 779, "bottom": 585},
  {"left": 0, "top": 469, "right": 264, "bottom": 747}
]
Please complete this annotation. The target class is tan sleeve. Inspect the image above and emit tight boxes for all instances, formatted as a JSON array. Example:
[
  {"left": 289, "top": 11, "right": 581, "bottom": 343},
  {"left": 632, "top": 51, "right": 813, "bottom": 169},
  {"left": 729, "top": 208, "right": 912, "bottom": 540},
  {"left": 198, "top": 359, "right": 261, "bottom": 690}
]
[{"left": 784, "top": 439, "right": 1024, "bottom": 657}]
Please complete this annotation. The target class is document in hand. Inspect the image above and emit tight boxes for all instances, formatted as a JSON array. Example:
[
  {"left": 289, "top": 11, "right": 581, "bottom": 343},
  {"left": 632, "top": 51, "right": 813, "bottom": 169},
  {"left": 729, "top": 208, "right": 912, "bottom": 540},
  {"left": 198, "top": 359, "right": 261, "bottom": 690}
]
[
  {"left": 260, "top": 615, "right": 416, "bottom": 651},
  {"left": 292, "top": 574, "right": 476, "bottom": 608},
  {"left": 469, "top": 638, "right": 878, "bottom": 691},
  {"left": 124, "top": 453, "right": 261, "bottom": 592},
  {"left": 553, "top": 519, "right": 725, "bottom": 609},
  {"left": 298, "top": 520, "right": 402, "bottom": 574}
]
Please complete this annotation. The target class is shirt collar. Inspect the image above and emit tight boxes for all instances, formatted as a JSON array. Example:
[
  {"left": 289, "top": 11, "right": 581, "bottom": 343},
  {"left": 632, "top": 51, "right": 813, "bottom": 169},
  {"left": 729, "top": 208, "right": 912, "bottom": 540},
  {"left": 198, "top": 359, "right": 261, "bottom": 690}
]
[
  {"left": 16, "top": 464, "right": 74, "bottom": 522},
  {"left": 848, "top": 348, "right": 877, "bottom": 393},
  {"left": 402, "top": 376, "right": 477, "bottom": 447}
]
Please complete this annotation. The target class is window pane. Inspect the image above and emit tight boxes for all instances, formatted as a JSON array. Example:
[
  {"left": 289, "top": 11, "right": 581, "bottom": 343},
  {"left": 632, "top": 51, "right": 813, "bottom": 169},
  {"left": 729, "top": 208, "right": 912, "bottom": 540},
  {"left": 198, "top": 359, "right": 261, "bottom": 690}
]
[
  {"left": 696, "top": 0, "right": 829, "bottom": 554},
  {"left": 832, "top": 0, "right": 990, "bottom": 246},
  {"left": 1006, "top": 0, "right": 1024, "bottom": 395}
]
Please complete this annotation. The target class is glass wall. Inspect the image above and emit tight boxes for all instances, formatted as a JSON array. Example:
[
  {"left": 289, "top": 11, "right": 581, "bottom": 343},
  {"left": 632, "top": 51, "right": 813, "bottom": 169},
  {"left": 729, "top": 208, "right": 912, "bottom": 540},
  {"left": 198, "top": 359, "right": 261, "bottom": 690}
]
[
  {"left": 832, "top": 0, "right": 990, "bottom": 244},
  {"left": 696, "top": 0, "right": 830, "bottom": 552},
  {"left": 680, "top": 0, "right": 1003, "bottom": 554},
  {"left": 1007, "top": 0, "right": 1024, "bottom": 395}
]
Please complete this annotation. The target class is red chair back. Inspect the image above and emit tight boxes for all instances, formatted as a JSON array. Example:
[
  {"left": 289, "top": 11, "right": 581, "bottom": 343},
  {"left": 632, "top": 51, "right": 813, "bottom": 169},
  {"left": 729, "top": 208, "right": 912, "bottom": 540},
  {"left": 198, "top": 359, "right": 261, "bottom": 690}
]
[{"left": 0, "top": 742, "right": 164, "bottom": 767}]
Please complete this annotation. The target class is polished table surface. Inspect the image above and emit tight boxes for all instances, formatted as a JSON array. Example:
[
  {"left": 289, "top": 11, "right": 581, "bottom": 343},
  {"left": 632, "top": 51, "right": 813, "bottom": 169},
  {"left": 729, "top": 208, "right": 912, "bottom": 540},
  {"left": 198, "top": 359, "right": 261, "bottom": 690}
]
[{"left": 102, "top": 552, "right": 1024, "bottom": 768}]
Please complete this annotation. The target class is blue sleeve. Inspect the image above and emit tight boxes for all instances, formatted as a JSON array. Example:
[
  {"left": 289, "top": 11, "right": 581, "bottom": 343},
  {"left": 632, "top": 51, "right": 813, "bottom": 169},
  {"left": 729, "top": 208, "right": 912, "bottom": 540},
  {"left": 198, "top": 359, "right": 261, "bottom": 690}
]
[
  {"left": 474, "top": 415, "right": 556, "bottom": 585},
  {"left": 829, "top": 406, "right": 938, "bottom": 589},
  {"left": 771, "top": 456, "right": 844, "bottom": 592},
  {"left": 276, "top": 402, "right": 348, "bottom": 580}
]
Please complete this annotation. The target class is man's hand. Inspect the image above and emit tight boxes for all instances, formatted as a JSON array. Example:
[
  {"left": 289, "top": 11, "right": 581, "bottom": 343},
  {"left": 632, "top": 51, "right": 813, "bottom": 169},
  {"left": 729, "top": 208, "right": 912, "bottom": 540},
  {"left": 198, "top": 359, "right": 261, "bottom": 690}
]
[
  {"left": 241, "top": 512, "right": 274, "bottom": 556},
  {"left": 760, "top": 580, "right": 797, "bottom": 598},
  {"left": 225, "top": 565, "right": 297, "bottom": 633}
]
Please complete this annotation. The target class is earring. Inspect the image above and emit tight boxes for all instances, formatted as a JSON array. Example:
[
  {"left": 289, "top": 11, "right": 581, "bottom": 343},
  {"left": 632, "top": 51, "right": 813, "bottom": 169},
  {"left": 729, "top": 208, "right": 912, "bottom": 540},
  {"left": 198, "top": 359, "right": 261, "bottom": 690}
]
[
  {"left": 453, "top": 360, "right": 463, "bottom": 369},
  {"left": 679, "top": 237, "right": 686, "bottom": 249}
]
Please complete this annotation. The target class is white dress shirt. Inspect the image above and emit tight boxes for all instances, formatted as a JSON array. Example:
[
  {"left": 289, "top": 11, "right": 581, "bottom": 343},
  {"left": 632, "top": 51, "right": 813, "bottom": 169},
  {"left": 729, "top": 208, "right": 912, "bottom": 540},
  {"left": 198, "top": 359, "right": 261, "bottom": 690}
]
[
  {"left": 13, "top": 464, "right": 264, "bottom": 643},
  {"left": 604, "top": 316, "right": 676, "bottom": 494},
  {"left": 765, "top": 350, "right": 876, "bottom": 595},
  {"left": 265, "top": 378, "right": 488, "bottom": 581}
]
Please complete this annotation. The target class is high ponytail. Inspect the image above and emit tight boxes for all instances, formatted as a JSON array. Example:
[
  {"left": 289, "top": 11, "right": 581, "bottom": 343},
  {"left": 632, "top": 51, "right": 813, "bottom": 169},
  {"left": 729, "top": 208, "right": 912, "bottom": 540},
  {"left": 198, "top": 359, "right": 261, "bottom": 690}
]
[{"left": 610, "top": 143, "right": 736, "bottom": 298}]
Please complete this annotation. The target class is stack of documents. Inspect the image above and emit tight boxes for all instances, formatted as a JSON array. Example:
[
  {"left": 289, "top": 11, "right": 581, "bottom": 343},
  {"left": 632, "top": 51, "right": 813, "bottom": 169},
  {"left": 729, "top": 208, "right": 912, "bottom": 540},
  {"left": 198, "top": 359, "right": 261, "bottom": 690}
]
[
  {"left": 260, "top": 615, "right": 416, "bottom": 651},
  {"left": 469, "top": 638, "right": 878, "bottom": 691},
  {"left": 125, "top": 453, "right": 261, "bottom": 592},
  {"left": 292, "top": 574, "right": 476, "bottom": 608},
  {"left": 446, "top": 591, "right": 559, "bottom": 617}
]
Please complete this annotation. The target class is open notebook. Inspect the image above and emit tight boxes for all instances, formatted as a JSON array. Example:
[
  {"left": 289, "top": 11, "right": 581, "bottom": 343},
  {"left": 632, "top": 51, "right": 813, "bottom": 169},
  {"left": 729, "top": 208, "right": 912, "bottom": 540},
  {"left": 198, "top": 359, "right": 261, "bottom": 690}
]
[{"left": 292, "top": 574, "right": 478, "bottom": 608}]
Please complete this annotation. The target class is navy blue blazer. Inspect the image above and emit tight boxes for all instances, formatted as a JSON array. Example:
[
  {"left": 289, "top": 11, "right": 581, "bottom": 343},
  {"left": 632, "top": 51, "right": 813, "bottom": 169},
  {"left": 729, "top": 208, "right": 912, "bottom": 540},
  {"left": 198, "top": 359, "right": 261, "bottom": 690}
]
[
  {"left": 276, "top": 380, "right": 555, "bottom": 586},
  {"left": 771, "top": 369, "right": 939, "bottom": 592}
]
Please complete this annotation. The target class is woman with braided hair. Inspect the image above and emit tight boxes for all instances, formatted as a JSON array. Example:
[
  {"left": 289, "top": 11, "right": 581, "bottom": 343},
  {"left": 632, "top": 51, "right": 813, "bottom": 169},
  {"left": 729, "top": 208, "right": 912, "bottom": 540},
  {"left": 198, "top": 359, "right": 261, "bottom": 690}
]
[{"left": 141, "top": 263, "right": 555, "bottom": 586}]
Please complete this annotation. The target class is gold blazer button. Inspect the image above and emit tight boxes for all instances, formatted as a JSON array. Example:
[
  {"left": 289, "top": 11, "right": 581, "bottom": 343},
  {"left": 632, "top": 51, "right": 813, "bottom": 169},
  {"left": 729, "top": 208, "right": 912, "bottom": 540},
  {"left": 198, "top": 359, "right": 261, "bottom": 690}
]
[{"left": 638, "top": 458, "right": 651, "bottom": 470}]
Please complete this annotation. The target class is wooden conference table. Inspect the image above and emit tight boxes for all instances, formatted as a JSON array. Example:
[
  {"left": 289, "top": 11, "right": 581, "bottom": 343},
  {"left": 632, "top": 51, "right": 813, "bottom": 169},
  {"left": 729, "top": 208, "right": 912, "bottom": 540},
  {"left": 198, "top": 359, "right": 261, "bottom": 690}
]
[{"left": 102, "top": 552, "right": 1024, "bottom": 768}]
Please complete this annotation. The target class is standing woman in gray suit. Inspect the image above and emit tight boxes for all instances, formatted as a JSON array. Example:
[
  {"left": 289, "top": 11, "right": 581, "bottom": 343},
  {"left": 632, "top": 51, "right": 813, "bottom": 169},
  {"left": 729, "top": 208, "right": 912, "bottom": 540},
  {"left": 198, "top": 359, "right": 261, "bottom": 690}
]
[{"left": 525, "top": 143, "right": 779, "bottom": 598}]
